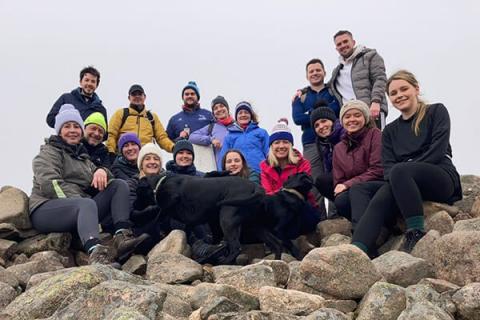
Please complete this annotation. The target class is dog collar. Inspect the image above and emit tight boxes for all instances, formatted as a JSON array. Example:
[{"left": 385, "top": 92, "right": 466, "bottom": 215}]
[
  {"left": 281, "top": 187, "right": 305, "bottom": 201},
  {"left": 154, "top": 175, "right": 167, "bottom": 194}
]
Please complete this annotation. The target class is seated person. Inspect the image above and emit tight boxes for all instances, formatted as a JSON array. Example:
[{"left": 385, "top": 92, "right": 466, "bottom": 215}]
[
  {"left": 166, "top": 140, "right": 204, "bottom": 176},
  {"left": 111, "top": 133, "right": 141, "bottom": 180},
  {"left": 221, "top": 149, "right": 260, "bottom": 184},
  {"left": 82, "top": 112, "right": 112, "bottom": 168}
]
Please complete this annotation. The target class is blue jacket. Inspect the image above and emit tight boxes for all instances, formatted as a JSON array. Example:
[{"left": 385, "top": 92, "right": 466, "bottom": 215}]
[
  {"left": 315, "top": 120, "right": 344, "bottom": 172},
  {"left": 219, "top": 122, "right": 269, "bottom": 173},
  {"left": 292, "top": 86, "right": 340, "bottom": 145},
  {"left": 166, "top": 106, "right": 214, "bottom": 141},
  {"left": 47, "top": 88, "right": 107, "bottom": 129}
]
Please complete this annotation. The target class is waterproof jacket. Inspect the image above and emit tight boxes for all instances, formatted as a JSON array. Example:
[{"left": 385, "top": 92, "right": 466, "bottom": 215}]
[
  {"left": 29, "top": 135, "right": 113, "bottom": 213},
  {"left": 111, "top": 156, "right": 139, "bottom": 180},
  {"left": 315, "top": 120, "right": 344, "bottom": 173},
  {"left": 47, "top": 88, "right": 107, "bottom": 129},
  {"left": 219, "top": 122, "right": 269, "bottom": 173},
  {"left": 260, "top": 150, "right": 317, "bottom": 207},
  {"left": 106, "top": 106, "right": 173, "bottom": 153},
  {"left": 329, "top": 47, "right": 388, "bottom": 115},
  {"left": 166, "top": 106, "right": 214, "bottom": 141},
  {"left": 332, "top": 127, "right": 383, "bottom": 188},
  {"left": 82, "top": 138, "right": 112, "bottom": 168},
  {"left": 165, "top": 160, "right": 204, "bottom": 176}
]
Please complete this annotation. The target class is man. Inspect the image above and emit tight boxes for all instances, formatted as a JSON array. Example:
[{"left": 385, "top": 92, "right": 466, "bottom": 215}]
[
  {"left": 82, "top": 112, "right": 111, "bottom": 168},
  {"left": 166, "top": 81, "right": 214, "bottom": 142},
  {"left": 329, "top": 30, "right": 388, "bottom": 129},
  {"left": 47, "top": 66, "right": 107, "bottom": 129},
  {"left": 111, "top": 132, "right": 142, "bottom": 180},
  {"left": 106, "top": 84, "right": 174, "bottom": 154}
]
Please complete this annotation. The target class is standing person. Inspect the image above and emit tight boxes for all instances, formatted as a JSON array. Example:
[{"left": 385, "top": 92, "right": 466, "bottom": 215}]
[
  {"left": 219, "top": 102, "right": 269, "bottom": 173},
  {"left": 47, "top": 66, "right": 107, "bottom": 129},
  {"left": 189, "top": 95, "right": 235, "bottom": 170},
  {"left": 111, "top": 133, "right": 142, "bottom": 180},
  {"left": 106, "top": 84, "right": 174, "bottom": 154},
  {"left": 30, "top": 104, "right": 148, "bottom": 264},
  {"left": 352, "top": 70, "right": 462, "bottom": 255},
  {"left": 330, "top": 100, "right": 384, "bottom": 229},
  {"left": 329, "top": 30, "right": 388, "bottom": 129},
  {"left": 166, "top": 140, "right": 204, "bottom": 176},
  {"left": 221, "top": 149, "right": 260, "bottom": 184},
  {"left": 82, "top": 112, "right": 111, "bottom": 168},
  {"left": 166, "top": 81, "right": 214, "bottom": 142}
]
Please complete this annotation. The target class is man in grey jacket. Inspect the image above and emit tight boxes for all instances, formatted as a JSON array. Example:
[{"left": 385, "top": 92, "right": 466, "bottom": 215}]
[{"left": 329, "top": 30, "right": 388, "bottom": 129}]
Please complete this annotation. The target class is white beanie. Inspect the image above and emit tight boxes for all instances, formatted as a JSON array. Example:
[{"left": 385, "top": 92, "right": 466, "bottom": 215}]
[
  {"left": 137, "top": 143, "right": 163, "bottom": 170},
  {"left": 54, "top": 104, "right": 84, "bottom": 134},
  {"left": 339, "top": 100, "right": 370, "bottom": 124}
]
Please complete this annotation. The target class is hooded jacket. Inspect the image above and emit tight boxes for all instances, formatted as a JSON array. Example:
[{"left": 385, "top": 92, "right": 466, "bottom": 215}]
[
  {"left": 111, "top": 156, "right": 140, "bottom": 180},
  {"left": 315, "top": 120, "right": 345, "bottom": 172},
  {"left": 82, "top": 138, "right": 112, "bottom": 168}
]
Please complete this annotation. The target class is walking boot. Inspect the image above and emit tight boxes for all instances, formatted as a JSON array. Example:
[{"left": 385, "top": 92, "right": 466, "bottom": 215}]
[
  {"left": 402, "top": 229, "right": 426, "bottom": 253},
  {"left": 191, "top": 240, "right": 228, "bottom": 265},
  {"left": 292, "top": 235, "right": 315, "bottom": 259},
  {"left": 113, "top": 229, "right": 150, "bottom": 262},
  {"left": 88, "top": 244, "right": 113, "bottom": 265}
]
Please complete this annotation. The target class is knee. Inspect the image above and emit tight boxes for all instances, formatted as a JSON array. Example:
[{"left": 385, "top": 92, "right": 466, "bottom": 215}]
[
  {"left": 389, "top": 163, "right": 412, "bottom": 182},
  {"left": 108, "top": 179, "right": 129, "bottom": 192},
  {"left": 79, "top": 198, "right": 98, "bottom": 215}
]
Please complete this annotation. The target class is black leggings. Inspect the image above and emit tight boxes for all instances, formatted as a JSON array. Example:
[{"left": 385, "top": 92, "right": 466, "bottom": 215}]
[
  {"left": 352, "top": 162, "right": 455, "bottom": 250},
  {"left": 31, "top": 179, "right": 131, "bottom": 251}
]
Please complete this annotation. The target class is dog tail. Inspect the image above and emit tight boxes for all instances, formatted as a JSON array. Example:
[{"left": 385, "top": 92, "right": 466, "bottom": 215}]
[{"left": 217, "top": 188, "right": 264, "bottom": 207}]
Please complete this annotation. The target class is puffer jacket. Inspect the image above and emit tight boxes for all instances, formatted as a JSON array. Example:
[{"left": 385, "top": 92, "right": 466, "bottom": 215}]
[
  {"left": 29, "top": 135, "right": 113, "bottom": 213},
  {"left": 82, "top": 138, "right": 112, "bottom": 168},
  {"left": 106, "top": 106, "right": 173, "bottom": 153},
  {"left": 330, "top": 46, "right": 388, "bottom": 115},
  {"left": 165, "top": 160, "right": 204, "bottom": 177},
  {"left": 111, "top": 156, "right": 139, "bottom": 180}
]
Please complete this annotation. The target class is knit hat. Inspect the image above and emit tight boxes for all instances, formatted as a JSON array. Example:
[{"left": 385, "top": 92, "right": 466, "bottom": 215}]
[
  {"left": 235, "top": 101, "right": 253, "bottom": 120},
  {"left": 269, "top": 120, "right": 294, "bottom": 146},
  {"left": 54, "top": 104, "right": 84, "bottom": 134},
  {"left": 339, "top": 100, "right": 370, "bottom": 124},
  {"left": 118, "top": 132, "right": 141, "bottom": 153},
  {"left": 173, "top": 140, "right": 195, "bottom": 162},
  {"left": 211, "top": 95, "right": 229, "bottom": 111},
  {"left": 84, "top": 112, "right": 107, "bottom": 133},
  {"left": 182, "top": 81, "right": 200, "bottom": 100},
  {"left": 310, "top": 100, "right": 337, "bottom": 128},
  {"left": 137, "top": 142, "right": 163, "bottom": 170}
]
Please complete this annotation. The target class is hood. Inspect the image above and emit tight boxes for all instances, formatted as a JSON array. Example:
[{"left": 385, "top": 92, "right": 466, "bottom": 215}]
[{"left": 340, "top": 44, "right": 366, "bottom": 64}]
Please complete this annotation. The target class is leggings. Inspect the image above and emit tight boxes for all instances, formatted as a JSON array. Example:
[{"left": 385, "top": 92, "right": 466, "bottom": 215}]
[
  {"left": 31, "top": 179, "right": 131, "bottom": 251},
  {"left": 352, "top": 162, "right": 455, "bottom": 250}
]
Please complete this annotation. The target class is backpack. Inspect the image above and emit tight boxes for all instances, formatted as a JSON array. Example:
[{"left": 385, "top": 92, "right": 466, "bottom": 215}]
[{"left": 119, "top": 108, "right": 156, "bottom": 135}]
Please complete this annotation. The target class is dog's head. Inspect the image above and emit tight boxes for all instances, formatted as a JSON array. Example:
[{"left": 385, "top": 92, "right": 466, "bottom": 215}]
[{"left": 282, "top": 172, "right": 313, "bottom": 198}]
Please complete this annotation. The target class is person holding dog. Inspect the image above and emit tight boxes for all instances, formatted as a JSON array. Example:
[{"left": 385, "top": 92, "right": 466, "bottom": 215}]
[
  {"left": 166, "top": 140, "right": 204, "bottom": 176},
  {"left": 29, "top": 104, "right": 148, "bottom": 265},
  {"left": 111, "top": 132, "right": 142, "bottom": 180},
  {"left": 221, "top": 149, "right": 260, "bottom": 184},
  {"left": 352, "top": 70, "right": 462, "bottom": 255}
]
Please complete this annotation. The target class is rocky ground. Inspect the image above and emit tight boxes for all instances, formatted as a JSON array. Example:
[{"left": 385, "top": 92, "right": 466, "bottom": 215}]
[{"left": 0, "top": 176, "right": 479, "bottom": 319}]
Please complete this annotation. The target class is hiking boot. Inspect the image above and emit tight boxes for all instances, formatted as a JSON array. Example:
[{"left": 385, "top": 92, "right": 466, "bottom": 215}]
[
  {"left": 293, "top": 235, "right": 315, "bottom": 258},
  {"left": 88, "top": 244, "right": 113, "bottom": 265},
  {"left": 113, "top": 229, "right": 150, "bottom": 262},
  {"left": 402, "top": 229, "right": 426, "bottom": 253},
  {"left": 192, "top": 240, "right": 229, "bottom": 265}
]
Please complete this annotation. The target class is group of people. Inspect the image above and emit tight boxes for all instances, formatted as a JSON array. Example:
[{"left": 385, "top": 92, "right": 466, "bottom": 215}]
[{"left": 29, "top": 30, "right": 462, "bottom": 265}]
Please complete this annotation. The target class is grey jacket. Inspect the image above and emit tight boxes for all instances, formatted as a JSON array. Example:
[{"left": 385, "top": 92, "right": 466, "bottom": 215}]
[{"left": 329, "top": 47, "right": 388, "bottom": 115}]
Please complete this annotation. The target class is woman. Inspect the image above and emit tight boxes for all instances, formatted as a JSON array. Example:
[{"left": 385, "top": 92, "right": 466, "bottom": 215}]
[
  {"left": 189, "top": 96, "right": 235, "bottom": 170},
  {"left": 219, "top": 101, "right": 269, "bottom": 173},
  {"left": 111, "top": 132, "right": 142, "bottom": 180},
  {"left": 29, "top": 104, "right": 147, "bottom": 264},
  {"left": 330, "top": 100, "right": 384, "bottom": 229},
  {"left": 352, "top": 70, "right": 462, "bottom": 254},
  {"left": 166, "top": 140, "right": 204, "bottom": 176},
  {"left": 222, "top": 149, "right": 260, "bottom": 184}
]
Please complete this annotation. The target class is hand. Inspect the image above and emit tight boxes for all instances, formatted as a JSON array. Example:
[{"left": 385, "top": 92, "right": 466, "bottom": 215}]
[
  {"left": 211, "top": 138, "right": 222, "bottom": 149},
  {"left": 334, "top": 184, "right": 348, "bottom": 196},
  {"left": 370, "top": 102, "right": 381, "bottom": 120},
  {"left": 291, "top": 89, "right": 302, "bottom": 103},
  {"left": 92, "top": 168, "right": 108, "bottom": 191},
  {"left": 278, "top": 118, "right": 289, "bottom": 125},
  {"left": 179, "top": 130, "right": 189, "bottom": 139}
]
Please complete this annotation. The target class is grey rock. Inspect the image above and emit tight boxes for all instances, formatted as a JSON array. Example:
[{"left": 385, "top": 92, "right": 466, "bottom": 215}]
[
  {"left": 411, "top": 230, "right": 441, "bottom": 265},
  {"left": 26, "top": 268, "right": 72, "bottom": 290},
  {"left": 356, "top": 281, "right": 406, "bottom": 320},
  {"left": 200, "top": 296, "right": 241, "bottom": 319},
  {"left": 378, "top": 234, "right": 404, "bottom": 255},
  {"left": 0, "top": 281, "right": 18, "bottom": 309},
  {"left": 0, "top": 239, "right": 17, "bottom": 261},
  {"left": 471, "top": 196, "right": 480, "bottom": 217},
  {"left": 148, "top": 229, "right": 190, "bottom": 259},
  {"left": 456, "top": 175, "right": 480, "bottom": 214},
  {"left": 0, "top": 187, "right": 31, "bottom": 229},
  {"left": 320, "top": 300, "right": 357, "bottom": 314},
  {"left": 423, "top": 201, "right": 459, "bottom": 218},
  {"left": 122, "top": 254, "right": 147, "bottom": 275},
  {"left": 0, "top": 222, "right": 39, "bottom": 240},
  {"left": 104, "top": 307, "right": 150, "bottom": 320},
  {"left": 11, "top": 253, "right": 28, "bottom": 265},
  {"left": 146, "top": 252, "right": 203, "bottom": 284},
  {"left": 304, "top": 308, "right": 349, "bottom": 320},
  {"left": 418, "top": 278, "right": 460, "bottom": 293},
  {"left": 286, "top": 261, "right": 329, "bottom": 297},
  {"left": 259, "top": 286, "right": 324, "bottom": 315},
  {"left": 215, "top": 263, "right": 276, "bottom": 296},
  {"left": 397, "top": 301, "right": 454, "bottom": 320},
  {"left": 0, "top": 265, "right": 19, "bottom": 288},
  {"left": 211, "top": 265, "right": 242, "bottom": 281},
  {"left": 15, "top": 233, "right": 72, "bottom": 257},
  {"left": 6, "top": 258, "right": 64, "bottom": 288},
  {"left": 425, "top": 210, "right": 454, "bottom": 235},
  {"left": 454, "top": 212, "right": 474, "bottom": 223},
  {"left": 452, "top": 282, "right": 480, "bottom": 320},
  {"left": 190, "top": 282, "right": 259, "bottom": 311},
  {"left": 160, "top": 287, "right": 193, "bottom": 318},
  {"left": 453, "top": 217, "right": 480, "bottom": 232},
  {"left": 29, "top": 250, "right": 70, "bottom": 267},
  {"left": 405, "top": 284, "right": 456, "bottom": 315},
  {"left": 316, "top": 218, "right": 352, "bottom": 239},
  {"left": 263, "top": 252, "right": 297, "bottom": 263},
  {"left": 254, "top": 259, "right": 290, "bottom": 287},
  {"left": 300, "top": 245, "right": 382, "bottom": 299},
  {"left": 208, "top": 311, "right": 301, "bottom": 320},
  {"left": 320, "top": 233, "right": 351, "bottom": 247}
]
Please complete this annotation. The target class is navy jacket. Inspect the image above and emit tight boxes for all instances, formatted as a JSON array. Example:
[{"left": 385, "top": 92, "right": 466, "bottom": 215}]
[
  {"left": 166, "top": 106, "right": 214, "bottom": 141},
  {"left": 165, "top": 160, "right": 204, "bottom": 177},
  {"left": 81, "top": 138, "right": 112, "bottom": 168}
]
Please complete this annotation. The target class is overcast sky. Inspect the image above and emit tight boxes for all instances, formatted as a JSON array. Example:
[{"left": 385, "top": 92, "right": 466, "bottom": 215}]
[{"left": 1, "top": 0, "right": 479, "bottom": 193}]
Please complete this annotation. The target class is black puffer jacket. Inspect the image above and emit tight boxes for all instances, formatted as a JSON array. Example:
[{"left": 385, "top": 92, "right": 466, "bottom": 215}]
[{"left": 111, "top": 156, "right": 139, "bottom": 180}]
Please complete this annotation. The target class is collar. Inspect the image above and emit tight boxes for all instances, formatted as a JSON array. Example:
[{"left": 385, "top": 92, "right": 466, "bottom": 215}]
[{"left": 281, "top": 187, "right": 305, "bottom": 201}]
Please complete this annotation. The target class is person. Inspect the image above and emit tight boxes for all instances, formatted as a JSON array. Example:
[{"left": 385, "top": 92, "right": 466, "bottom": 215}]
[
  {"left": 221, "top": 149, "right": 260, "bottom": 184},
  {"left": 47, "top": 66, "right": 107, "bottom": 129},
  {"left": 329, "top": 100, "right": 384, "bottom": 229},
  {"left": 111, "top": 132, "right": 142, "bottom": 180},
  {"left": 219, "top": 101, "right": 269, "bottom": 173},
  {"left": 166, "top": 140, "right": 204, "bottom": 176},
  {"left": 29, "top": 104, "right": 148, "bottom": 264},
  {"left": 189, "top": 95, "right": 236, "bottom": 170},
  {"left": 329, "top": 30, "right": 388, "bottom": 129},
  {"left": 82, "top": 112, "right": 111, "bottom": 168},
  {"left": 106, "top": 84, "right": 173, "bottom": 154},
  {"left": 166, "top": 81, "right": 214, "bottom": 142},
  {"left": 352, "top": 70, "right": 462, "bottom": 255}
]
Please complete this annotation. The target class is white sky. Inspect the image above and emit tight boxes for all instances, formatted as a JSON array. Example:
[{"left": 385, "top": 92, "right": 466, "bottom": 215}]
[{"left": 1, "top": 0, "right": 479, "bottom": 193}]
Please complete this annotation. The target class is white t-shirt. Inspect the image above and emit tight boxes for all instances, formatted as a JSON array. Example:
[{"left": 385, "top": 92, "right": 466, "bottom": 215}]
[{"left": 336, "top": 61, "right": 356, "bottom": 103}]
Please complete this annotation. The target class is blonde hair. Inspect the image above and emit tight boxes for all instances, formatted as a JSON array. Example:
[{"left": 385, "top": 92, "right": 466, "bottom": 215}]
[
  {"left": 387, "top": 70, "right": 428, "bottom": 136},
  {"left": 267, "top": 143, "right": 299, "bottom": 167}
]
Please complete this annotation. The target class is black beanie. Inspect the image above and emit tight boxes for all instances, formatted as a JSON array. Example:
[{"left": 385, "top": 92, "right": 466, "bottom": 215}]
[
  {"left": 173, "top": 140, "right": 195, "bottom": 161},
  {"left": 211, "top": 95, "right": 229, "bottom": 111},
  {"left": 310, "top": 100, "right": 337, "bottom": 128}
]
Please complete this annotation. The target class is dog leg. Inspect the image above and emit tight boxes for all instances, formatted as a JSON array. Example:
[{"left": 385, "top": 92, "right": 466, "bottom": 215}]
[{"left": 219, "top": 206, "right": 243, "bottom": 264}]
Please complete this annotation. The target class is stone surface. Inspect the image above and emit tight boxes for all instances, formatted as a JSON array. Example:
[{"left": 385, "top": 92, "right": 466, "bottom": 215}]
[
  {"left": 0, "top": 265, "right": 19, "bottom": 288},
  {"left": 15, "top": 233, "right": 72, "bottom": 257},
  {"left": 259, "top": 286, "right": 324, "bottom": 316},
  {"left": 355, "top": 281, "right": 406, "bottom": 320},
  {"left": 215, "top": 263, "right": 276, "bottom": 295},
  {"left": 0, "top": 222, "right": 39, "bottom": 240},
  {"left": 378, "top": 234, "right": 404, "bottom": 255},
  {"left": 373, "top": 251, "right": 433, "bottom": 287},
  {"left": 0, "top": 281, "right": 18, "bottom": 309},
  {"left": 452, "top": 282, "right": 480, "bottom": 320},
  {"left": 304, "top": 308, "right": 350, "bottom": 320},
  {"left": 122, "top": 254, "right": 147, "bottom": 275},
  {"left": 471, "top": 196, "right": 480, "bottom": 217},
  {"left": 453, "top": 217, "right": 480, "bottom": 232},
  {"left": 0, "top": 239, "right": 17, "bottom": 261},
  {"left": 104, "top": 307, "right": 151, "bottom": 320},
  {"left": 146, "top": 252, "right": 203, "bottom": 284},
  {"left": 397, "top": 301, "right": 454, "bottom": 320},
  {"left": 160, "top": 287, "right": 193, "bottom": 318},
  {"left": 454, "top": 212, "right": 473, "bottom": 223},
  {"left": 423, "top": 201, "right": 459, "bottom": 218},
  {"left": 0, "top": 187, "right": 31, "bottom": 229},
  {"left": 239, "top": 243, "right": 266, "bottom": 264},
  {"left": 190, "top": 282, "right": 259, "bottom": 311},
  {"left": 200, "top": 296, "right": 241, "bottom": 319},
  {"left": 418, "top": 278, "right": 460, "bottom": 293},
  {"left": 211, "top": 265, "right": 242, "bottom": 281},
  {"left": 254, "top": 259, "right": 290, "bottom": 287},
  {"left": 320, "top": 233, "right": 351, "bottom": 247},
  {"left": 6, "top": 258, "right": 64, "bottom": 287},
  {"left": 456, "top": 175, "right": 480, "bottom": 214},
  {"left": 29, "top": 250, "right": 71, "bottom": 267},
  {"left": 263, "top": 252, "right": 297, "bottom": 263},
  {"left": 433, "top": 231, "right": 480, "bottom": 285},
  {"left": 26, "top": 268, "right": 72, "bottom": 290},
  {"left": 148, "top": 229, "right": 190, "bottom": 259},
  {"left": 211, "top": 311, "right": 301, "bottom": 320},
  {"left": 411, "top": 230, "right": 441, "bottom": 265},
  {"left": 286, "top": 261, "right": 328, "bottom": 296},
  {"left": 405, "top": 284, "right": 456, "bottom": 316},
  {"left": 316, "top": 218, "right": 352, "bottom": 239},
  {"left": 300, "top": 245, "right": 382, "bottom": 299},
  {"left": 425, "top": 210, "right": 454, "bottom": 235}
]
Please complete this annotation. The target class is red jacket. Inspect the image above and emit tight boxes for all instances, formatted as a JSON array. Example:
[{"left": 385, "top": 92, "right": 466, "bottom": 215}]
[
  {"left": 332, "top": 127, "right": 383, "bottom": 188},
  {"left": 260, "top": 150, "right": 317, "bottom": 207}
]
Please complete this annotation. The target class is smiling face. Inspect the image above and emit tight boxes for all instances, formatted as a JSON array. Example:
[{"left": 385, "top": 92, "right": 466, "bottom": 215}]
[
  {"left": 342, "top": 109, "right": 366, "bottom": 134},
  {"left": 122, "top": 142, "right": 140, "bottom": 162},
  {"left": 212, "top": 103, "right": 229, "bottom": 120},
  {"left": 272, "top": 140, "right": 291, "bottom": 160},
  {"left": 236, "top": 109, "right": 252, "bottom": 126},
  {"left": 128, "top": 91, "right": 146, "bottom": 106},
  {"left": 388, "top": 79, "right": 420, "bottom": 117},
  {"left": 224, "top": 151, "right": 244, "bottom": 175},
  {"left": 141, "top": 154, "right": 162, "bottom": 176},
  {"left": 84, "top": 123, "right": 105, "bottom": 146},
  {"left": 175, "top": 150, "right": 193, "bottom": 167},
  {"left": 79, "top": 73, "right": 98, "bottom": 97},
  {"left": 314, "top": 119, "right": 334, "bottom": 138},
  {"left": 334, "top": 34, "right": 356, "bottom": 59},
  {"left": 60, "top": 121, "right": 83, "bottom": 145},
  {"left": 306, "top": 62, "right": 325, "bottom": 87},
  {"left": 182, "top": 89, "right": 198, "bottom": 107}
]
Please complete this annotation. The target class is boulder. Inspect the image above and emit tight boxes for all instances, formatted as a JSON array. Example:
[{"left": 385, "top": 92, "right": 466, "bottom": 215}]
[
  {"left": 456, "top": 175, "right": 480, "bottom": 214},
  {"left": 148, "top": 229, "right": 190, "bottom": 259},
  {"left": 104, "top": 307, "right": 150, "bottom": 320},
  {"left": 200, "top": 296, "right": 241, "bottom": 319},
  {"left": 418, "top": 278, "right": 460, "bottom": 293},
  {"left": 122, "top": 254, "right": 147, "bottom": 275},
  {"left": 378, "top": 234, "right": 404, "bottom": 255},
  {"left": 452, "top": 282, "right": 480, "bottom": 320},
  {"left": 405, "top": 284, "right": 456, "bottom": 315},
  {"left": 320, "top": 233, "right": 351, "bottom": 247},
  {"left": 190, "top": 282, "right": 259, "bottom": 311},
  {"left": 215, "top": 263, "right": 276, "bottom": 295},
  {"left": 6, "top": 258, "right": 64, "bottom": 288},
  {"left": 0, "top": 239, "right": 17, "bottom": 261},
  {"left": 425, "top": 210, "right": 454, "bottom": 235},
  {"left": 411, "top": 230, "right": 441, "bottom": 265},
  {"left": 0, "top": 266, "right": 19, "bottom": 288},
  {"left": 397, "top": 301, "right": 454, "bottom": 320},
  {"left": 160, "top": 287, "right": 193, "bottom": 318},
  {"left": 471, "top": 196, "right": 480, "bottom": 217},
  {"left": 433, "top": 231, "right": 480, "bottom": 285},
  {"left": 0, "top": 187, "right": 31, "bottom": 229},
  {"left": 0, "top": 281, "right": 18, "bottom": 309},
  {"left": 26, "top": 268, "right": 72, "bottom": 289},
  {"left": 0, "top": 222, "right": 39, "bottom": 240},
  {"left": 453, "top": 217, "right": 480, "bottom": 232},
  {"left": 355, "top": 282, "right": 406, "bottom": 320},
  {"left": 29, "top": 250, "right": 71, "bottom": 267},
  {"left": 423, "top": 201, "right": 459, "bottom": 218},
  {"left": 210, "top": 311, "right": 301, "bottom": 320},
  {"left": 259, "top": 286, "right": 324, "bottom": 316},
  {"left": 15, "top": 233, "right": 72, "bottom": 257},
  {"left": 304, "top": 308, "right": 350, "bottom": 320},
  {"left": 300, "top": 245, "right": 382, "bottom": 299},
  {"left": 316, "top": 218, "right": 352, "bottom": 239},
  {"left": 454, "top": 212, "right": 473, "bottom": 223},
  {"left": 372, "top": 251, "right": 433, "bottom": 287},
  {"left": 286, "top": 261, "right": 328, "bottom": 296},
  {"left": 211, "top": 265, "right": 242, "bottom": 281},
  {"left": 263, "top": 252, "right": 297, "bottom": 263},
  {"left": 146, "top": 252, "right": 203, "bottom": 284},
  {"left": 254, "top": 259, "right": 290, "bottom": 287}
]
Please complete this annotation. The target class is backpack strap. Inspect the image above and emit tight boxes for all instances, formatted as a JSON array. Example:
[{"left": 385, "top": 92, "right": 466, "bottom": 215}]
[
  {"left": 119, "top": 108, "right": 156, "bottom": 134},
  {"left": 119, "top": 108, "right": 130, "bottom": 131},
  {"left": 207, "top": 122, "right": 215, "bottom": 136}
]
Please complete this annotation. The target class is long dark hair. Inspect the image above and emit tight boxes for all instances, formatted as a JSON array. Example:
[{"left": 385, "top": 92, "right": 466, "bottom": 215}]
[{"left": 221, "top": 149, "right": 251, "bottom": 179}]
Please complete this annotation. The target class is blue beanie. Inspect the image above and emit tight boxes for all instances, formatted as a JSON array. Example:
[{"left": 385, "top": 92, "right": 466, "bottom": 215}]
[
  {"left": 235, "top": 101, "right": 253, "bottom": 120},
  {"left": 269, "top": 121, "right": 294, "bottom": 146},
  {"left": 182, "top": 81, "right": 200, "bottom": 100},
  {"left": 54, "top": 104, "right": 84, "bottom": 134},
  {"left": 118, "top": 132, "right": 141, "bottom": 153}
]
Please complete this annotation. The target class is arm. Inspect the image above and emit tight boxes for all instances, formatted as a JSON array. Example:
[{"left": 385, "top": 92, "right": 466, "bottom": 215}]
[
  {"left": 368, "top": 51, "right": 387, "bottom": 104},
  {"left": 332, "top": 146, "right": 347, "bottom": 186},
  {"left": 189, "top": 124, "right": 212, "bottom": 146},
  {"left": 153, "top": 114, "right": 175, "bottom": 152},
  {"left": 382, "top": 128, "right": 396, "bottom": 181},
  {"left": 106, "top": 110, "right": 122, "bottom": 153},
  {"left": 166, "top": 117, "right": 176, "bottom": 141},
  {"left": 260, "top": 166, "right": 276, "bottom": 195},
  {"left": 261, "top": 129, "right": 270, "bottom": 158},
  {"left": 46, "top": 95, "right": 66, "bottom": 128},
  {"left": 292, "top": 96, "right": 311, "bottom": 126}
]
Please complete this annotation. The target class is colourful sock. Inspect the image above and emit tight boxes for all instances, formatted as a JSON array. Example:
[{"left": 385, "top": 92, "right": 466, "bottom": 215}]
[
  {"left": 352, "top": 241, "right": 369, "bottom": 254},
  {"left": 406, "top": 216, "right": 425, "bottom": 231}
]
